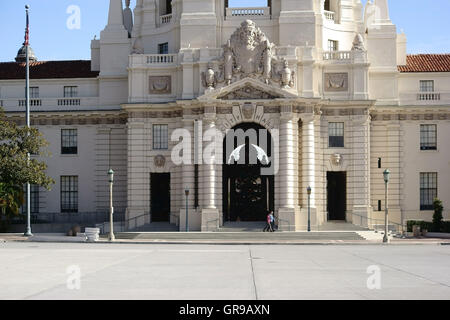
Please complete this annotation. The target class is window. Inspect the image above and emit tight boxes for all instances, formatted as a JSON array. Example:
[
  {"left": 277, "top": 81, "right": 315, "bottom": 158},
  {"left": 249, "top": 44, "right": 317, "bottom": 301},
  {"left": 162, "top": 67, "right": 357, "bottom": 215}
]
[
  {"left": 64, "top": 86, "right": 78, "bottom": 98},
  {"left": 61, "top": 129, "right": 78, "bottom": 154},
  {"left": 420, "top": 80, "right": 434, "bottom": 93},
  {"left": 328, "top": 40, "right": 338, "bottom": 52},
  {"left": 420, "top": 124, "right": 437, "bottom": 150},
  {"left": 329, "top": 122, "right": 344, "bottom": 148},
  {"left": 165, "top": 0, "right": 172, "bottom": 15},
  {"left": 324, "top": 0, "right": 331, "bottom": 11},
  {"left": 30, "top": 87, "right": 39, "bottom": 99},
  {"left": 420, "top": 173, "right": 437, "bottom": 211},
  {"left": 378, "top": 200, "right": 382, "bottom": 212},
  {"left": 153, "top": 124, "right": 169, "bottom": 150},
  {"left": 21, "top": 184, "right": 39, "bottom": 214},
  {"left": 378, "top": 158, "right": 382, "bottom": 169},
  {"left": 61, "top": 176, "right": 78, "bottom": 213},
  {"left": 158, "top": 43, "right": 169, "bottom": 55}
]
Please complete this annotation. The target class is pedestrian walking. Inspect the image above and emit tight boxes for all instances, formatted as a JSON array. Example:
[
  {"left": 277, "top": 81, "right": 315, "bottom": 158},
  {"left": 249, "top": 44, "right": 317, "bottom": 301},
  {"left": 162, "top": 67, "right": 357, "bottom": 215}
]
[
  {"left": 269, "top": 211, "right": 275, "bottom": 232},
  {"left": 263, "top": 211, "right": 273, "bottom": 232}
]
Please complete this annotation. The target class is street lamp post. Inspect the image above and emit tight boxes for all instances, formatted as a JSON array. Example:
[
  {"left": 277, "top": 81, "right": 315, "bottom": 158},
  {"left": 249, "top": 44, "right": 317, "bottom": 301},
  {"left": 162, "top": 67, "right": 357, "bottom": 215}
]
[
  {"left": 383, "top": 169, "right": 390, "bottom": 244},
  {"left": 24, "top": 5, "right": 32, "bottom": 237},
  {"left": 108, "top": 169, "right": 115, "bottom": 241},
  {"left": 185, "top": 189, "right": 189, "bottom": 232},
  {"left": 307, "top": 186, "right": 312, "bottom": 232}
]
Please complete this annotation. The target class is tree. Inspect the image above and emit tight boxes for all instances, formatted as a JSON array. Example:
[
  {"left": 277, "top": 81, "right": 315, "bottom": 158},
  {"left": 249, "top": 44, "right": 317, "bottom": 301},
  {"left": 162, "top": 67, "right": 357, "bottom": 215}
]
[
  {"left": 0, "top": 108, "right": 54, "bottom": 228},
  {"left": 432, "top": 198, "right": 444, "bottom": 232}
]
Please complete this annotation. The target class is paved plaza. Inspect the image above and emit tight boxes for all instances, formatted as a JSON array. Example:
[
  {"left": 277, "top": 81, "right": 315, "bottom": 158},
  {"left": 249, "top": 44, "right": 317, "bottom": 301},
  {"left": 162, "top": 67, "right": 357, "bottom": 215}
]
[{"left": 0, "top": 242, "right": 449, "bottom": 300}]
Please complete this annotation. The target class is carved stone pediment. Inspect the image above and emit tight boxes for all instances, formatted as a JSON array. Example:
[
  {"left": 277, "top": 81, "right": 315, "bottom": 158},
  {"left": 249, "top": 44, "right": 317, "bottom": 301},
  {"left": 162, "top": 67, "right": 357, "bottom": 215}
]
[
  {"left": 219, "top": 85, "right": 280, "bottom": 100},
  {"left": 198, "top": 78, "right": 297, "bottom": 101}
]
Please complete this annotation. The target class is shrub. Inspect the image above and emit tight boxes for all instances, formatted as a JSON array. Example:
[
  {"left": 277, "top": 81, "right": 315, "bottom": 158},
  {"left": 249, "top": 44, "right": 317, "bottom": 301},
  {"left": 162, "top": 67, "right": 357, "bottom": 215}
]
[
  {"left": 407, "top": 220, "right": 450, "bottom": 233},
  {"left": 432, "top": 198, "right": 444, "bottom": 232}
]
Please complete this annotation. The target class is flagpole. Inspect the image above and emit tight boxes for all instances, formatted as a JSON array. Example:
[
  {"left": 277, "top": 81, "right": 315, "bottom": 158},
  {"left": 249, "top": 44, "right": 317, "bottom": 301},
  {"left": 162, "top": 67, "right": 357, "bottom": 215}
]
[{"left": 24, "top": 4, "right": 32, "bottom": 237}]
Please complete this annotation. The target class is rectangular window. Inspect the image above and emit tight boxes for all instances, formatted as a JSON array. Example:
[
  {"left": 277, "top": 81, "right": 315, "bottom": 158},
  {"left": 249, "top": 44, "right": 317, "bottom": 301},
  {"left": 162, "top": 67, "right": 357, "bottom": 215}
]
[
  {"left": 378, "top": 200, "right": 382, "bottom": 212},
  {"left": 64, "top": 86, "right": 78, "bottom": 98},
  {"left": 61, "top": 129, "right": 78, "bottom": 154},
  {"left": 30, "top": 87, "right": 39, "bottom": 99},
  {"left": 21, "top": 184, "right": 39, "bottom": 214},
  {"left": 420, "top": 80, "right": 434, "bottom": 92},
  {"left": 153, "top": 124, "right": 169, "bottom": 150},
  {"left": 158, "top": 42, "right": 169, "bottom": 55},
  {"left": 329, "top": 122, "right": 344, "bottom": 148},
  {"left": 420, "top": 124, "right": 437, "bottom": 150},
  {"left": 61, "top": 176, "right": 78, "bottom": 213},
  {"left": 328, "top": 40, "right": 338, "bottom": 52},
  {"left": 420, "top": 173, "right": 437, "bottom": 211}
]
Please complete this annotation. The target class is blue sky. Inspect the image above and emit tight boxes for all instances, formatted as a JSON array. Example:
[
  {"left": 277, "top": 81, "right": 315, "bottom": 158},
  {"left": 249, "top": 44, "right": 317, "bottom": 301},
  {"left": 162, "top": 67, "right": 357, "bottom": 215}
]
[{"left": 1, "top": 0, "right": 449, "bottom": 62}]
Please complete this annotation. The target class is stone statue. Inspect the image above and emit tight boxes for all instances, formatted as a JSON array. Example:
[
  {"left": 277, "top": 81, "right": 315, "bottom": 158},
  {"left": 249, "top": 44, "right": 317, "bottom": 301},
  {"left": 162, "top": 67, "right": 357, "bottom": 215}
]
[
  {"left": 352, "top": 34, "right": 365, "bottom": 51},
  {"left": 224, "top": 40, "right": 233, "bottom": 85},
  {"left": 229, "top": 20, "right": 272, "bottom": 77},
  {"left": 201, "top": 62, "right": 217, "bottom": 90},
  {"left": 200, "top": 20, "right": 296, "bottom": 91},
  {"left": 131, "top": 37, "right": 144, "bottom": 54},
  {"left": 123, "top": 0, "right": 134, "bottom": 38},
  {"left": 262, "top": 39, "right": 274, "bottom": 84},
  {"left": 280, "top": 60, "right": 295, "bottom": 89}
]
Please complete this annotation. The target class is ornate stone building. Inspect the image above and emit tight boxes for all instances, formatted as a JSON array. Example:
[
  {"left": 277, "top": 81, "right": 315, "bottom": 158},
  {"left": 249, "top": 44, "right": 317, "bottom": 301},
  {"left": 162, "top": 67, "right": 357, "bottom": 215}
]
[{"left": 1, "top": 0, "right": 449, "bottom": 232}]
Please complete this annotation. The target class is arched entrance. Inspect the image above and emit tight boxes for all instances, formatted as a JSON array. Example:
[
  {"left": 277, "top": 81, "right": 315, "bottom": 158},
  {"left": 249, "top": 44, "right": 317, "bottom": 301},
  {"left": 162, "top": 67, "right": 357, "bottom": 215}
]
[{"left": 222, "top": 123, "right": 275, "bottom": 222}]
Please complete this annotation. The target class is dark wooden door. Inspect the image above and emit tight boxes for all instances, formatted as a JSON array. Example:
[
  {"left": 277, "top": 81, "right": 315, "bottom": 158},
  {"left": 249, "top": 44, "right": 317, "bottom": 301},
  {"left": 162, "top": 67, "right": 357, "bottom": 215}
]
[
  {"left": 151, "top": 173, "right": 170, "bottom": 222},
  {"left": 327, "top": 172, "right": 347, "bottom": 221}
]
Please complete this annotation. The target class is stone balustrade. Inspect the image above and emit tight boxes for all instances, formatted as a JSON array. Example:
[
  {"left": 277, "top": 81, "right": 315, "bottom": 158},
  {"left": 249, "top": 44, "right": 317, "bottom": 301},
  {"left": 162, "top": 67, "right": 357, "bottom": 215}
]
[
  {"left": 18, "top": 99, "right": 42, "bottom": 107},
  {"left": 3, "top": 97, "right": 100, "bottom": 111},
  {"left": 417, "top": 92, "right": 441, "bottom": 101},
  {"left": 146, "top": 54, "right": 178, "bottom": 65},
  {"left": 160, "top": 13, "right": 172, "bottom": 25},
  {"left": 324, "top": 10, "right": 336, "bottom": 22},
  {"left": 226, "top": 7, "right": 270, "bottom": 19},
  {"left": 323, "top": 51, "right": 352, "bottom": 62}
]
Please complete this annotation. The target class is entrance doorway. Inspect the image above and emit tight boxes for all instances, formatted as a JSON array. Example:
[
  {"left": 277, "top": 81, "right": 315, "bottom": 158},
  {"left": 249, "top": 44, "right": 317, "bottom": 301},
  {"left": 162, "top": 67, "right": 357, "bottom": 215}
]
[
  {"left": 222, "top": 123, "right": 274, "bottom": 222},
  {"left": 150, "top": 173, "right": 170, "bottom": 222},
  {"left": 327, "top": 172, "right": 346, "bottom": 221}
]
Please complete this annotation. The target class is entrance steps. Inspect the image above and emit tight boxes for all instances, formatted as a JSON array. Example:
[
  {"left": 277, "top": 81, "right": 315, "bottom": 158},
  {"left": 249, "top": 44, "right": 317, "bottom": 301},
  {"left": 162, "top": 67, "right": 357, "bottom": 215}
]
[
  {"left": 114, "top": 231, "right": 366, "bottom": 241},
  {"left": 219, "top": 222, "right": 267, "bottom": 232},
  {"left": 128, "top": 222, "right": 178, "bottom": 232},
  {"left": 318, "top": 221, "right": 370, "bottom": 231}
]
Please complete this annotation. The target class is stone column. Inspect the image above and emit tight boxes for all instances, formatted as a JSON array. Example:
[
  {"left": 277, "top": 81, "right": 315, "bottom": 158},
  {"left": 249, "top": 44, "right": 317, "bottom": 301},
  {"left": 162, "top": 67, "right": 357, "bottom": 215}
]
[
  {"left": 301, "top": 113, "right": 316, "bottom": 208},
  {"left": 179, "top": 118, "right": 196, "bottom": 230},
  {"left": 277, "top": 108, "right": 300, "bottom": 231},
  {"left": 201, "top": 112, "right": 219, "bottom": 231},
  {"left": 298, "top": 113, "right": 318, "bottom": 230},
  {"left": 351, "top": 112, "right": 372, "bottom": 227},
  {"left": 126, "top": 117, "right": 149, "bottom": 228},
  {"left": 203, "top": 117, "right": 216, "bottom": 209}
]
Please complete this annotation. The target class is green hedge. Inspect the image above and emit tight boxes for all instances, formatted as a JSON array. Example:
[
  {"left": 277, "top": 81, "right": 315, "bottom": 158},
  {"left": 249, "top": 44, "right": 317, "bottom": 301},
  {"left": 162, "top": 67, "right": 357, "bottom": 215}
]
[{"left": 407, "top": 220, "right": 450, "bottom": 233}]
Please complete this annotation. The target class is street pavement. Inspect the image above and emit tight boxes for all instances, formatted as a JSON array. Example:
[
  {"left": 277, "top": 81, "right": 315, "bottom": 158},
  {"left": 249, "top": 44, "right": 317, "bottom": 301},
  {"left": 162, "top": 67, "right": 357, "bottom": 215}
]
[{"left": 0, "top": 242, "right": 449, "bottom": 300}]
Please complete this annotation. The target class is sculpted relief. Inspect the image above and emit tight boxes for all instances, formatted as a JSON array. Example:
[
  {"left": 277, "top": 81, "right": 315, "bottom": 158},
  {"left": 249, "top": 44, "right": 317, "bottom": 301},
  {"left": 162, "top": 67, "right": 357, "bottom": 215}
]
[{"left": 201, "top": 20, "right": 295, "bottom": 91}]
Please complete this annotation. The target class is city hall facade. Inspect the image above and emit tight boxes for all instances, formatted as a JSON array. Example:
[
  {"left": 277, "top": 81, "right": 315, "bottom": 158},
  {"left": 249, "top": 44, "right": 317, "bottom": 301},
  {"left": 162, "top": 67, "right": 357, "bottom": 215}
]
[{"left": 1, "top": 0, "right": 449, "bottom": 231}]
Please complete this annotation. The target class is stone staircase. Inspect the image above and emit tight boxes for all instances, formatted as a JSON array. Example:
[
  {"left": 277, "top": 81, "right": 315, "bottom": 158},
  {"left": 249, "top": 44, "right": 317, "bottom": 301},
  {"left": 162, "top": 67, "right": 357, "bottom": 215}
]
[
  {"left": 114, "top": 231, "right": 366, "bottom": 241},
  {"left": 128, "top": 222, "right": 178, "bottom": 232}
]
